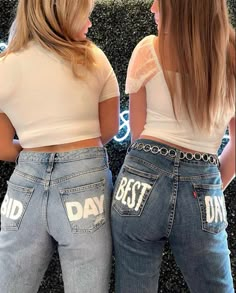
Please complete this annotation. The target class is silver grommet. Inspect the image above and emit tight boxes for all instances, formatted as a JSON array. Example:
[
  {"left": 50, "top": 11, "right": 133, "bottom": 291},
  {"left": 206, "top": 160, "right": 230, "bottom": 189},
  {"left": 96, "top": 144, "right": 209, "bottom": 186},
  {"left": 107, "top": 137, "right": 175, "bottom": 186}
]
[
  {"left": 137, "top": 143, "right": 144, "bottom": 150},
  {"left": 180, "top": 152, "right": 185, "bottom": 159},
  {"left": 209, "top": 155, "right": 215, "bottom": 164},
  {"left": 186, "top": 153, "right": 194, "bottom": 160},
  {"left": 194, "top": 153, "right": 201, "bottom": 160},
  {"left": 143, "top": 144, "right": 151, "bottom": 152},
  {"left": 160, "top": 147, "right": 168, "bottom": 156},
  {"left": 203, "top": 154, "right": 209, "bottom": 162},
  {"left": 169, "top": 149, "right": 177, "bottom": 158},
  {"left": 151, "top": 146, "right": 159, "bottom": 154}
]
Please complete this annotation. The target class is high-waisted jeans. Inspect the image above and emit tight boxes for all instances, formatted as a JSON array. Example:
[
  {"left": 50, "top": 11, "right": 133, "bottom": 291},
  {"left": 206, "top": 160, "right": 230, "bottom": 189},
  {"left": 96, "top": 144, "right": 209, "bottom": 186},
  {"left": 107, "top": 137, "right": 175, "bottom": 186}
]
[
  {"left": 0, "top": 147, "right": 113, "bottom": 293},
  {"left": 111, "top": 139, "right": 234, "bottom": 293}
]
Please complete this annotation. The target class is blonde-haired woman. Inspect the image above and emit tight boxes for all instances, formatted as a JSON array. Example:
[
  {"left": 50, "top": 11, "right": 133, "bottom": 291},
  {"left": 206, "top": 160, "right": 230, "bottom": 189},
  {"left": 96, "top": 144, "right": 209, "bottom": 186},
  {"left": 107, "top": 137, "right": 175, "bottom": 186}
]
[
  {"left": 0, "top": 0, "right": 119, "bottom": 292},
  {"left": 111, "top": 0, "right": 235, "bottom": 292}
]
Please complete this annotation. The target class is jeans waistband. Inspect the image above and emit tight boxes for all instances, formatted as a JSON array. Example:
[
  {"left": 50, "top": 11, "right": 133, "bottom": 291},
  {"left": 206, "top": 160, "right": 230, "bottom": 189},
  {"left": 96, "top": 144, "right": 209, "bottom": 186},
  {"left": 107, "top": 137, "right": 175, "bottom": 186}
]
[
  {"left": 17, "top": 147, "right": 108, "bottom": 163},
  {"left": 129, "top": 141, "right": 219, "bottom": 166}
]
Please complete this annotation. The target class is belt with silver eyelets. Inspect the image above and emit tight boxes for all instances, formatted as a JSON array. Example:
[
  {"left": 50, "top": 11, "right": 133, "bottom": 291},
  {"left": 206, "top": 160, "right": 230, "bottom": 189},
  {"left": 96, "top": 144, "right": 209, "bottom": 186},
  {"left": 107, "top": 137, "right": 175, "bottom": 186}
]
[{"left": 129, "top": 142, "right": 219, "bottom": 166}]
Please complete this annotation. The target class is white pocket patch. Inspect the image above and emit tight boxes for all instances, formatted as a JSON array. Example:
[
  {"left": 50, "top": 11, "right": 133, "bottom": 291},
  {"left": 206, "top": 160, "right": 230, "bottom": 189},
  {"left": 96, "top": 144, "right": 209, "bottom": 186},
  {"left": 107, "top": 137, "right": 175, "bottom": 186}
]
[
  {"left": 205, "top": 195, "right": 227, "bottom": 223},
  {"left": 115, "top": 177, "right": 152, "bottom": 211},
  {"left": 1, "top": 194, "right": 23, "bottom": 220},
  {"left": 66, "top": 194, "right": 104, "bottom": 222}
]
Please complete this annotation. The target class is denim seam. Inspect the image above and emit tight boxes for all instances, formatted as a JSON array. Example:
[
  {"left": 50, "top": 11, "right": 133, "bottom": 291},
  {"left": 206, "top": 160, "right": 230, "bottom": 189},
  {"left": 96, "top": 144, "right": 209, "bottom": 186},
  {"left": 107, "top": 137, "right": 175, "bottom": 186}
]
[
  {"left": 59, "top": 179, "right": 105, "bottom": 194},
  {"left": 166, "top": 156, "right": 180, "bottom": 237},
  {"left": 179, "top": 172, "right": 221, "bottom": 181},
  {"left": 40, "top": 156, "right": 55, "bottom": 234},
  {"left": 192, "top": 183, "right": 223, "bottom": 189},
  {"left": 51, "top": 166, "right": 108, "bottom": 186},
  {"left": 41, "top": 189, "right": 51, "bottom": 234},
  {"left": 14, "top": 166, "right": 107, "bottom": 185},
  {"left": 123, "top": 164, "right": 159, "bottom": 180},
  {"left": 7, "top": 180, "right": 34, "bottom": 193},
  {"left": 18, "top": 152, "right": 106, "bottom": 163},
  {"left": 14, "top": 169, "right": 44, "bottom": 184},
  {"left": 128, "top": 155, "right": 173, "bottom": 177}
]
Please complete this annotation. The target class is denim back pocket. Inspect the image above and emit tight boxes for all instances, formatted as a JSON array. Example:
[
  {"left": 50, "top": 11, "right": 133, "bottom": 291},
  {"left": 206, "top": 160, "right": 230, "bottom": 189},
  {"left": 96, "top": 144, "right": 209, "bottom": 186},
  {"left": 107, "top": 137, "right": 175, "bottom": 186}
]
[
  {"left": 60, "top": 179, "right": 106, "bottom": 234},
  {"left": 112, "top": 165, "right": 159, "bottom": 217},
  {"left": 0, "top": 181, "right": 34, "bottom": 231},
  {"left": 193, "top": 183, "right": 228, "bottom": 234}
]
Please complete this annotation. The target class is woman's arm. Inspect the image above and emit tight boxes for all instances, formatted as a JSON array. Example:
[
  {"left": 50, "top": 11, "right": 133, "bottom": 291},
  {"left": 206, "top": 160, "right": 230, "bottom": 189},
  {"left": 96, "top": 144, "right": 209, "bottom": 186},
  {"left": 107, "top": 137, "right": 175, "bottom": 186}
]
[
  {"left": 99, "top": 96, "right": 120, "bottom": 145},
  {"left": 219, "top": 117, "right": 235, "bottom": 191},
  {"left": 0, "top": 113, "right": 22, "bottom": 162},
  {"left": 129, "top": 86, "right": 147, "bottom": 142}
]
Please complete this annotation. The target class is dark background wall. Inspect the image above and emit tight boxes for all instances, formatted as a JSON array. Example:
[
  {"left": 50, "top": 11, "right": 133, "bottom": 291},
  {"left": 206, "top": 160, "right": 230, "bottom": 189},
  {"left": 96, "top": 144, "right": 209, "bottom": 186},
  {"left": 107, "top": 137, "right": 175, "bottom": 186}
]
[{"left": 0, "top": 1, "right": 235, "bottom": 292}]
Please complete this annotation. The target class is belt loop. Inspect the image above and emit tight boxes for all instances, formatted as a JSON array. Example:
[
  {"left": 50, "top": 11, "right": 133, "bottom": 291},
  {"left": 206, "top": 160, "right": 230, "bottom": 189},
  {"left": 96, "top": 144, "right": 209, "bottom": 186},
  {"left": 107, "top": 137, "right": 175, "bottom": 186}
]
[
  {"left": 15, "top": 152, "right": 21, "bottom": 166},
  {"left": 103, "top": 147, "right": 110, "bottom": 169},
  {"left": 126, "top": 143, "right": 133, "bottom": 154},
  {"left": 174, "top": 149, "right": 181, "bottom": 168}
]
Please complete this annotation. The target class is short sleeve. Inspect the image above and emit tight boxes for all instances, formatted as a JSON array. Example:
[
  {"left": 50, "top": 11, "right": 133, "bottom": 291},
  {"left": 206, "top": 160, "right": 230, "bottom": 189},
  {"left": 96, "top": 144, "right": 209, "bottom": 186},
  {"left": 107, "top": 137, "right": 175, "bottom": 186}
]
[
  {"left": 125, "top": 35, "right": 161, "bottom": 94},
  {"left": 94, "top": 48, "right": 120, "bottom": 102}
]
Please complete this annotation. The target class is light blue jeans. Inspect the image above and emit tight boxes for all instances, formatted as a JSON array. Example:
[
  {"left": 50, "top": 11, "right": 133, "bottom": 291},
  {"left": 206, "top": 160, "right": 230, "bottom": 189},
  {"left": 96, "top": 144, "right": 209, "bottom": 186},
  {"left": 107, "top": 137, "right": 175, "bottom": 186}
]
[
  {"left": 111, "top": 139, "right": 234, "bottom": 293},
  {"left": 0, "top": 147, "right": 113, "bottom": 293}
]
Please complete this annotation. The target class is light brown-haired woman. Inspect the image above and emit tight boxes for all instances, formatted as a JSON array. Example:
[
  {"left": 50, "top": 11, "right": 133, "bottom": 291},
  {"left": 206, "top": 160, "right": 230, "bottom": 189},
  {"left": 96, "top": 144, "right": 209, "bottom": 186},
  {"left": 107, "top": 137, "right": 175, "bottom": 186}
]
[
  {"left": 111, "top": 0, "right": 235, "bottom": 292},
  {"left": 0, "top": 0, "right": 119, "bottom": 292}
]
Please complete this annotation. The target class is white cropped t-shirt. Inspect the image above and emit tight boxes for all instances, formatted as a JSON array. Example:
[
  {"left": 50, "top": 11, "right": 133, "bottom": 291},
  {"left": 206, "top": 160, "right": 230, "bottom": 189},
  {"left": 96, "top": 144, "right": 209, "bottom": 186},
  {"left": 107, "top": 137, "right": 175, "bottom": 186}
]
[
  {"left": 126, "top": 35, "right": 234, "bottom": 154},
  {"left": 0, "top": 41, "right": 119, "bottom": 148}
]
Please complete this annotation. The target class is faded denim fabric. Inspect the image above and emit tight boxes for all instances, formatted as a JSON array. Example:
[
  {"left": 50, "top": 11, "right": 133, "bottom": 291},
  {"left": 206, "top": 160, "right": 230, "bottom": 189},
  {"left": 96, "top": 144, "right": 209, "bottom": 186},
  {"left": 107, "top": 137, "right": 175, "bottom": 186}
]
[
  {"left": 111, "top": 139, "right": 234, "bottom": 293},
  {"left": 0, "top": 147, "right": 113, "bottom": 293}
]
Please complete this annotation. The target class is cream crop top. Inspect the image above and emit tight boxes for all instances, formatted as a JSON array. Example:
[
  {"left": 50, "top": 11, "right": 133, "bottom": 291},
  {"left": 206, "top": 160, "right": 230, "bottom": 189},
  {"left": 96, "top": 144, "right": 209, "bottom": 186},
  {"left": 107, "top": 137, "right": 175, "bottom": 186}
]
[
  {"left": 126, "top": 35, "right": 234, "bottom": 154},
  {"left": 0, "top": 41, "right": 119, "bottom": 148}
]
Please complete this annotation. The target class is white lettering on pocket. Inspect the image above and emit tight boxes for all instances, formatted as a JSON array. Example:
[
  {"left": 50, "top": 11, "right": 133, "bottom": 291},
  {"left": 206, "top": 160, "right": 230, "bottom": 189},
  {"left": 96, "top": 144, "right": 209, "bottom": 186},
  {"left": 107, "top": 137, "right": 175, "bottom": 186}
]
[
  {"left": 115, "top": 177, "right": 152, "bottom": 211},
  {"left": 1, "top": 194, "right": 23, "bottom": 220},
  {"left": 66, "top": 195, "right": 104, "bottom": 222},
  {"left": 205, "top": 195, "right": 227, "bottom": 223}
]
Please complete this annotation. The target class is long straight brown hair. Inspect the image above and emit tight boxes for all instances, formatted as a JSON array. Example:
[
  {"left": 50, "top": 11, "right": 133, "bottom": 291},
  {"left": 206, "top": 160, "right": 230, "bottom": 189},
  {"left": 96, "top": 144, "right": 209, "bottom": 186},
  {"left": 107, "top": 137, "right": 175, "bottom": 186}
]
[
  {"left": 0, "top": 0, "right": 95, "bottom": 78},
  {"left": 158, "top": 0, "right": 235, "bottom": 132}
]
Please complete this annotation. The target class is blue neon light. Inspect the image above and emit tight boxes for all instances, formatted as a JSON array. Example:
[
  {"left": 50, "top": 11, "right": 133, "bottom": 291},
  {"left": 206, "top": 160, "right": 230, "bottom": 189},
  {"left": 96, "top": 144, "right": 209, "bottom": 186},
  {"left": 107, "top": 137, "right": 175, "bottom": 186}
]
[{"left": 114, "top": 110, "right": 130, "bottom": 142}]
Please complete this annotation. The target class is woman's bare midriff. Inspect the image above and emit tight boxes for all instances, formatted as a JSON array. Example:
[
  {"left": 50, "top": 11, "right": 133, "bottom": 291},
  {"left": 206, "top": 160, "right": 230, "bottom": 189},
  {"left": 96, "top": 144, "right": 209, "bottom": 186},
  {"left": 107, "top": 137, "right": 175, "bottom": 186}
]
[
  {"left": 140, "top": 135, "right": 206, "bottom": 154},
  {"left": 23, "top": 137, "right": 103, "bottom": 152}
]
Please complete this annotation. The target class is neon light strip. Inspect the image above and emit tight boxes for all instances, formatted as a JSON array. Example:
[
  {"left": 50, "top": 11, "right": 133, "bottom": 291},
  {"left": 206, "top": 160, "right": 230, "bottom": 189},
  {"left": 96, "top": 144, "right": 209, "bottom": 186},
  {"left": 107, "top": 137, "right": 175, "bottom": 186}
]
[
  {"left": 0, "top": 42, "right": 7, "bottom": 50},
  {"left": 114, "top": 110, "right": 130, "bottom": 142}
]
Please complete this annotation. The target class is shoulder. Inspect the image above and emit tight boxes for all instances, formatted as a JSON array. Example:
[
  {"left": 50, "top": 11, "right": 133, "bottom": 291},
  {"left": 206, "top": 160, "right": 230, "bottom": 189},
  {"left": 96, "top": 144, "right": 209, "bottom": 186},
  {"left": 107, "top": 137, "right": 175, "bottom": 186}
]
[
  {"left": 136, "top": 35, "right": 156, "bottom": 48},
  {"left": 91, "top": 44, "right": 109, "bottom": 62},
  {"left": 132, "top": 35, "right": 156, "bottom": 54},
  {"left": 0, "top": 51, "right": 23, "bottom": 88},
  {"left": 90, "top": 44, "right": 114, "bottom": 72},
  {"left": 0, "top": 53, "right": 18, "bottom": 72},
  {"left": 129, "top": 35, "right": 156, "bottom": 63}
]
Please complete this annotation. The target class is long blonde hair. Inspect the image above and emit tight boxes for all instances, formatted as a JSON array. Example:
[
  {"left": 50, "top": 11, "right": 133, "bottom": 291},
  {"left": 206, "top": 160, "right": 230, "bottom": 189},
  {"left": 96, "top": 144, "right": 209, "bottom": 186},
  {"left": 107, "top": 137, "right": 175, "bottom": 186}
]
[
  {"left": 158, "top": 0, "right": 235, "bottom": 132},
  {"left": 1, "top": 0, "right": 95, "bottom": 77}
]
